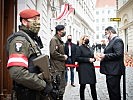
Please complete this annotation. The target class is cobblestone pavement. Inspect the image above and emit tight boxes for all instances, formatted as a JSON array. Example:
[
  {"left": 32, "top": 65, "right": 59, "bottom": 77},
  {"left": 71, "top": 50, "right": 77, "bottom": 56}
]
[{"left": 63, "top": 65, "right": 133, "bottom": 100}]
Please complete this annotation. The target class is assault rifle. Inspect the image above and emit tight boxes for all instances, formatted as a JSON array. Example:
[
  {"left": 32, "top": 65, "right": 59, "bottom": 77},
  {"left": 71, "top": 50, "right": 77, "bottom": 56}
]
[
  {"left": 33, "top": 55, "right": 60, "bottom": 99},
  {"left": 33, "top": 55, "right": 51, "bottom": 82}
]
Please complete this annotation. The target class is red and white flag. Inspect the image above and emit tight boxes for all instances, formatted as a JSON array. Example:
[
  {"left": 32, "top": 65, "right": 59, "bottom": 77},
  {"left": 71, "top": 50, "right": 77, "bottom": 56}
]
[
  {"left": 7, "top": 53, "right": 28, "bottom": 68},
  {"left": 55, "top": 4, "right": 75, "bottom": 22},
  {"left": 66, "top": 4, "right": 75, "bottom": 17},
  {"left": 55, "top": 4, "right": 69, "bottom": 21}
]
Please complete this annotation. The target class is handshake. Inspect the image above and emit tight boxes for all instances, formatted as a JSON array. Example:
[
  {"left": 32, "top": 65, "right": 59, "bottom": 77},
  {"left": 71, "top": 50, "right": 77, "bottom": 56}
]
[{"left": 94, "top": 53, "right": 105, "bottom": 61}]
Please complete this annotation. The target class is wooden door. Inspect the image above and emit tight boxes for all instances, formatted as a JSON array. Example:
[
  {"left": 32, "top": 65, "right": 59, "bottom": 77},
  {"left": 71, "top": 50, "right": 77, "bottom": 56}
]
[{"left": 0, "top": 0, "right": 16, "bottom": 99}]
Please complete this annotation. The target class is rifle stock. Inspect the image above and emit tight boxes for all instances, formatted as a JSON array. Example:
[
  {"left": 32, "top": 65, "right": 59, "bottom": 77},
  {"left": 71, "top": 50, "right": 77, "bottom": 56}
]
[{"left": 33, "top": 55, "right": 51, "bottom": 81}]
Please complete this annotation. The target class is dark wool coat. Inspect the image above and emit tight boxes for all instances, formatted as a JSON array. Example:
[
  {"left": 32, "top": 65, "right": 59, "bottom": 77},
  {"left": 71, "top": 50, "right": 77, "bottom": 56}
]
[
  {"left": 64, "top": 41, "right": 77, "bottom": 64},
  {"left": 75, "top": 45, "right": 96, "bottom": 84},
  {"left": 100, "top": 36, "right": 125, "bottom": 75}
]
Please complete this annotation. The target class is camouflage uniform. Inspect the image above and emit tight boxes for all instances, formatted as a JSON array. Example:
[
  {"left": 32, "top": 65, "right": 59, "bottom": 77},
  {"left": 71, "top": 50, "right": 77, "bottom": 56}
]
[
  {"left": 7, "top": 26, "right": 47, "bottom": 100},
  {"left": 50, "top": 34, "right": 66, "bottom": 99}
]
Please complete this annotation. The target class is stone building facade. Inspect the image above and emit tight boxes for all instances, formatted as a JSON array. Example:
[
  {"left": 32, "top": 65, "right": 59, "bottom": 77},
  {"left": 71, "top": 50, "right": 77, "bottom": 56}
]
[{"left": 117, "top": 0, "right": 133, "bottom": 53}]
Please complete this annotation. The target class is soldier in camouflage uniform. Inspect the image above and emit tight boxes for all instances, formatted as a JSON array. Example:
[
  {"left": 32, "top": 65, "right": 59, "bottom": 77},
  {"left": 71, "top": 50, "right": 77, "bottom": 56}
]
[
  {"left": 49, "top": 25, "right": 68, "bottom": 100},
  {"left": 6, "top": 9, "right": 52, "bottom": 100}
]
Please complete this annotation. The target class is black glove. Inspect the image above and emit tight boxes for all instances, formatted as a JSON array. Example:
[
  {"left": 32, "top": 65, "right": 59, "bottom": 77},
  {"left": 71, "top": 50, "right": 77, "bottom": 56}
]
[{"left": 42, "top": 83, "right": 53, "bottom": 96}]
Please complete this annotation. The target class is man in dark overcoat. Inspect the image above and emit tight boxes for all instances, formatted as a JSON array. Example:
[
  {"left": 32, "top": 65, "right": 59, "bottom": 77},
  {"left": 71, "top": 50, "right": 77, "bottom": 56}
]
[
  {"left": 99, "top": 26, "right": 125, "bottom": 100},
  {"left": 64, "top": 35, "right": 77, "bottom": 87}
]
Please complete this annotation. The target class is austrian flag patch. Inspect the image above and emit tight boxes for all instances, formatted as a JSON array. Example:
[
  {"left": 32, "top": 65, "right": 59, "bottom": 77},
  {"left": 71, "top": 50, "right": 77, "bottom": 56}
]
[
  {"left": 55, "top": 45, "right": 59, "bottom": 50},
  {"left": 7, "top": 53, "right": 28, "bottom": 68}
]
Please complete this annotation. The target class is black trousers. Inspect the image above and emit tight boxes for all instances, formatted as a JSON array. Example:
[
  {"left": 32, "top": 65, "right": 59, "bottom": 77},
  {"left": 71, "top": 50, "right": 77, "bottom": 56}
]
[
  {"left": 80, "top": 84, "right": 97, "bottom": 100},
  {"left": 106, "top": 75, "right": 122, "bottom": 100}
]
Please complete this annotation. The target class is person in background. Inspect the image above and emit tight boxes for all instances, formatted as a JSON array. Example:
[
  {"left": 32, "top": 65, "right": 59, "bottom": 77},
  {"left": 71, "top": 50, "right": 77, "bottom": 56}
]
[
  {"left": 64, "top": 35, "right": 77, "bottom": 87},
  {"left": 101, "top": 42, "right": 106, "bottom": 50},
  {"left": 75, "top": 35, "right": 98, "bottom": 100},
  {"left": 101, "top": 41, "right": 106, "bottom": 53},
  {"left": 92, "top": 43, "right": 96, "bottom": 51},
  {"left": 96, "top": 43, "right": 101, "bottom": 53},
  {"left": 98, "top": 26, "right": 125, "bottom": 100},
  {"left": 76, "top": 40, "right": 79, "bottom": 72},
  {"left": 49, "top": 25, "right": 68, "bottom": 100},
  {"left": 6, "top": 9, "right": 52, "bottom": 100},
  {"left": 77, "top": 40, "right": 79, "bottom": 46}
]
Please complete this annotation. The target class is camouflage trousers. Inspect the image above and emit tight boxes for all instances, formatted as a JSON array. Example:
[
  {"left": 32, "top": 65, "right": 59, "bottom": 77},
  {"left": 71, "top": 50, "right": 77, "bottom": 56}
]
[{"left": 51, "top": 70, "right": 66, "bottom": 99}]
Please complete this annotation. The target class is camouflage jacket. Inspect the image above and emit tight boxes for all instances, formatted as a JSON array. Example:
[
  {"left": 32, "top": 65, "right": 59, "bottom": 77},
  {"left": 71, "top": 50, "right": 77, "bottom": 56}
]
[
  {"left": 49, "top": 34, "right": 66, "bottom": 72},
  {"left": 6, "top": 30, "right": 46, "bottom": 91}
]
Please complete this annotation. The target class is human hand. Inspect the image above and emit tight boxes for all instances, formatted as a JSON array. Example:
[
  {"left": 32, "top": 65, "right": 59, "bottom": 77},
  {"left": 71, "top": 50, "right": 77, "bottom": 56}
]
[
  {"left": 75, "top": 62, "right": 78, "bottom": 65},
  {"left": 89, "top": 58, "right": 96, "bottom": 63},
  {"left": 66, "top": 67, "right": 69, "bottom": 71},
  {"left": 99, "top": 53, "right": 105, "bottom": 60},
  {"left": 64, "top": 55, "right": 68, "bottom": 60},
  {"left": 42, "top": 83, "right": 53, "bottom": 96},
  {"left": 94, "top": 53, "right": 104, "bottom": 61},
  {"left": 94, "top": 53, "right": 100, "bottom": 61}
]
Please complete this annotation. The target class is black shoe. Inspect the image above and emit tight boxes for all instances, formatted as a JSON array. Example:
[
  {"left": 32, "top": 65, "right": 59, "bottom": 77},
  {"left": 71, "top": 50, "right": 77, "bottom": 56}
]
[{"left": 71, "top": 83, "right": 76, "bottom": 87}]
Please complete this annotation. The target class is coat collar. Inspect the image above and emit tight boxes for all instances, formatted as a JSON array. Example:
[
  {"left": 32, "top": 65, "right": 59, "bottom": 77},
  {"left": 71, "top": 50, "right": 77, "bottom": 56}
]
[
  {"left": 54, "top": 34, "right": 64, "bottom": 43},
  {"left": 105, "top": 36, "right": 118, "bottom": 49}
]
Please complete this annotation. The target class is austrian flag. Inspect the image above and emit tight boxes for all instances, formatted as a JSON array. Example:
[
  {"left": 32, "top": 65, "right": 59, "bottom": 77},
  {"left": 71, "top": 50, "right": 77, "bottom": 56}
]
[
  {"left": 55, "top": 3, "right": 75, "bottom": 21},
  {"left": 7, "top": 53, "right": 28, "bottom": 68}
]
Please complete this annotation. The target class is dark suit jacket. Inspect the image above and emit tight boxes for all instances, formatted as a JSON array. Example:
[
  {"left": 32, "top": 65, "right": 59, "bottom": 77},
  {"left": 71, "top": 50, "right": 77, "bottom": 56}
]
[
  {"left": 100, "top": 36, "right": 125, "bottom": 75},
  {"left": 75, "top": 45, "right": 96, "bottom": 84},
  {"left": 64, "top": 41, "right": 77, "bottom": 64}
]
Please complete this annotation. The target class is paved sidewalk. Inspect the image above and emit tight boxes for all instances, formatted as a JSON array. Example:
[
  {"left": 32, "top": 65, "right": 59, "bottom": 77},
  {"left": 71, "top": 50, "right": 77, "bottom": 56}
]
[{"left": 63, "top": 65, "right": 133, "bottom": 100}]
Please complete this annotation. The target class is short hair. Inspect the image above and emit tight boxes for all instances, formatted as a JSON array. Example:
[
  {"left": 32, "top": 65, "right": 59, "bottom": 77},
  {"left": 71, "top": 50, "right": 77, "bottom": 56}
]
[
  {"left": 67, "top": 35, "right": 72, "bottom": 36},
  {"left": 20, "top": 17, "right": 23, "bottom": 22},
  {"left": 20, "top": 17, "right": 27, "bottom": 22},
  {"left": 105, "top": 26, "right": 116, "bottom": 34},
  {"left": 67, "top": 35, "right": 72, "bottom": 38}
]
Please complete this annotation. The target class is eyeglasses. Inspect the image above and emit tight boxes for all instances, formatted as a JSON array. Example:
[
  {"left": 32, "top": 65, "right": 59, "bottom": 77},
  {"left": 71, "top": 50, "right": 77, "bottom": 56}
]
[{"left": 26, "top": 16, "right": 40, "bottom": 22}]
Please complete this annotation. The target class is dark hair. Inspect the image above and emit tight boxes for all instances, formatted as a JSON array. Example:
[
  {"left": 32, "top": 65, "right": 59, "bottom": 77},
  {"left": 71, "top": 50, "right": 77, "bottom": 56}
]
[
  {"left": 20, "top": 17, "right": 23, "bottom": 22},
  {"left": 105, "top": 26, "right": 116, "bottom": 34},
  {"left": 67, "top": 35, "right": 72, "bottom": 37},
  {"left": 20, "top": 17, "right": 27, "bottom": 23}
]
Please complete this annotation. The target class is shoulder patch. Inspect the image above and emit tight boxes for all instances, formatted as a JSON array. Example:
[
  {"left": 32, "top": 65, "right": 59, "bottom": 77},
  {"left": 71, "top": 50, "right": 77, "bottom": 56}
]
[
  {"left": 15, "top": 41, "right": 23, "bottom": 52},
  {"left": 55, "top": 45, "right": 59, "bottom": 50}
]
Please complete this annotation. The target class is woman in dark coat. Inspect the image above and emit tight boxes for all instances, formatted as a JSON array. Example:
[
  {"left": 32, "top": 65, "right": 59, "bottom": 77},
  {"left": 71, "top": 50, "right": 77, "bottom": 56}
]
[{"left": 75, "top": 35, "right": 98, "bottom": 100}]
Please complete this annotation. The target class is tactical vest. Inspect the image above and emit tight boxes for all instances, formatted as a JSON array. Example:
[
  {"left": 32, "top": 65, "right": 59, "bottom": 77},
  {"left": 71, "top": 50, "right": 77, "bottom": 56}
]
[{"left": 6, "top": 30, "right": 42, "bottom": 73}]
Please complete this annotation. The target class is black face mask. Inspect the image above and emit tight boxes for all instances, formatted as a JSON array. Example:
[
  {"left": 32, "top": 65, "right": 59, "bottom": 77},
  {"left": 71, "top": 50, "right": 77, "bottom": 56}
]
[
  {"left": 61, "top": 32, "right": 66, "bottom": 37},
  {"left": 85, "top": 39, "right": 89, "bottom": 44},
  {"left": 68, "top": 39, "right": 72, "bottom": 42}
]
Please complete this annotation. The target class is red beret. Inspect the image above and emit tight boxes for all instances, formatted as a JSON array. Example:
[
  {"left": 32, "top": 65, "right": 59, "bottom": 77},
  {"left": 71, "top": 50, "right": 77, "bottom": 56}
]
[{"left": 19, "top": 9, "right": 40, "bottom": 19}]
